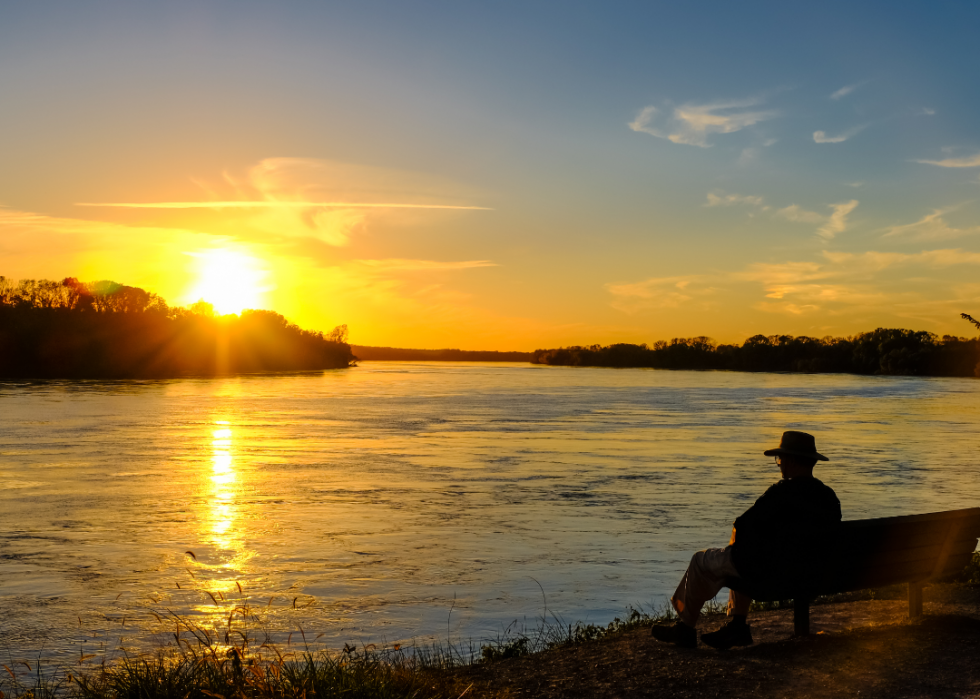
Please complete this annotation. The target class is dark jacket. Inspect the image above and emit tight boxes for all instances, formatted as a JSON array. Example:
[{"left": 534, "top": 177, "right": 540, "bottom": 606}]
[{"left": 731, "top": 477, "right": 842, "bottom": 593}]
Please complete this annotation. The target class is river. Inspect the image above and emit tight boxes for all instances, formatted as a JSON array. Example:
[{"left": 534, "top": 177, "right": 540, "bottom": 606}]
[{"left": 1, "top": 362, "right": 978, "bottom": 666}]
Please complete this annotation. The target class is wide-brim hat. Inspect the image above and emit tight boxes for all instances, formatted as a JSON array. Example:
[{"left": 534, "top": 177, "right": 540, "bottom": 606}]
[{"left": 763, "top": 430, "right": 829, "bottom": 461}]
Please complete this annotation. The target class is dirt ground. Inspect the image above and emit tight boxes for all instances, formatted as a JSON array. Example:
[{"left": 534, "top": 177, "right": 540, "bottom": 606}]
[{"left": 455, "top": 584, "right": 980, "bottom": 698}]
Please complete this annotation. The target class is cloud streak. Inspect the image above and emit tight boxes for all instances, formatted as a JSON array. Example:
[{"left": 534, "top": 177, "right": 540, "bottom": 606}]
[
  {"left": 817, "top": 200, "right": 859, "bottom": 239},
  {"left": 604, "top": 243, "right": 980, "bottom": 331},
  {"left": 813, "top": 125, "right": 866, "bottom": 143},
  {"left": 914, "top": 153, "right": 980, "bottom": 168},
  {"left": 736, "top": 248, "right": 980, "bottom": 316},
  {"left": 77, "top": 201, "right": 491, "bottom": 210},
  {"left": 829, "top": 83, "right": 862, "bottom": 100},
  {"left": 775, "top": 205, "right": 825, "bottom": 224},
  {"left": 629, "top": 97, "right": 777, "bottom": 147},
  {"left": 147, "top": 157, "right": 492, "bottom": 247},
  {"left": 771, "top": 201, "right": 859, "bottom": 239},
  {"left": 605, "top": 275, "right": 715, "bottom": 313},
  {"left": 704, "top": 191, "right": 767, "bottom": 208},
  {"left": 823, "top": 249, "right": 980, "bottom": 268},
  {"left": 353, "top": 259, "right": 497, "bottom": 271},
  {"left": 882, "top": 208, "right": 980, "bottom": 241}
]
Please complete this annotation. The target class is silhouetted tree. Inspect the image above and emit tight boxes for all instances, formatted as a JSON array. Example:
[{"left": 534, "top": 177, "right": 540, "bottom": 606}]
[
  {"left": 532, "top": 327, "right": 980, "bottom": 378},
  {"left": 327, "top": 324, "right": 349, "bottom": 344},
  {"left": 0, "top": 275, "right": 355, "bottom": 378}
]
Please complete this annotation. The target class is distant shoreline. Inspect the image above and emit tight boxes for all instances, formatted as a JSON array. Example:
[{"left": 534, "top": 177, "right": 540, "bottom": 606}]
[
  {"left": 530, "top": 330, "right": 980, "bottom": 378},
  {"left": 352, "top": 327, "right": 980, "bottom": 379},
  {"left": 351, "top": 345, "right": 533, "bottom": 362}
]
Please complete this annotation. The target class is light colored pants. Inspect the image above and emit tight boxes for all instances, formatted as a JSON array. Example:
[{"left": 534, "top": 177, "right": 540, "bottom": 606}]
[{"left": 670, "top": 545, "right": 751, "bottom": 626}]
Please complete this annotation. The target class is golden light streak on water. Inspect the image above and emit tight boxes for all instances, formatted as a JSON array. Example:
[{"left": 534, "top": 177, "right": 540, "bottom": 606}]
[
  {"left": 209, "top": 422, "right": 237, "bottom": 550},
  {"left": 199, "top": 419, "right": 255, "bottom": 609}
]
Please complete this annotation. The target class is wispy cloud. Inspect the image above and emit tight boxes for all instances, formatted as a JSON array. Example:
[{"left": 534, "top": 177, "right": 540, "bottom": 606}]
[
  {"left": 821, "top": 250, "right": 912, "bottom": 271},
  {"left": 77, "top": 201, "right": 491, "bottom": 210},
  {"left": 817, "top": 200, "right": 859, "bottom": 239},
  {"left": 124, "top": 158, "right": 492, "bottom": 247},
  {"left": 917, "top": 249, "right": 980, "bottom": 266},
  {"left": 731, "top": 199, "right": 861, "bottom": 239},
  {"left": 813, "top": 125, "right": 866, "bottom": 143},
  {"left": 829, "top": 83, "right": 862, "bottom": 100},
  {"left": 605, "top": 275, "right": 715, "bottom": 313},
  {"left": 704, "top": 191, "right": 767, "bottom": 208},
  {"left": 353, "top": 259, "right": 497, "bottom": 271},
  {"left": 629, "top": 97, "right": 778, "bottom": 148},
  {"left": 736, "top": 261, "right": 830, "bottom": 285},
  {"left": 824, "top": 249, "right": 980, "bottom": 268},
  {"left": 882, "top": 208, "right": 980, "bottom": 241},
  {"left": 774, "top": 204, "right": 825, "bottom": 224},
  {"left": 608, "top": 245, "right": 980, "bottom": 325},
  {"left": 773, "top": 201, "right": 859, "bottom": 239},
  {"left": 914, "top": 152, "right": 980, "bottom": 168},
  {"left": 737, "top": 247, "right": 980, "bottom": 317}
]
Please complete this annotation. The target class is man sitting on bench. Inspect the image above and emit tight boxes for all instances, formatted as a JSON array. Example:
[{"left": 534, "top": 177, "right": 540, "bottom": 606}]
[{"left": 651, "top": 431, "right": 842, "bottom": 649}]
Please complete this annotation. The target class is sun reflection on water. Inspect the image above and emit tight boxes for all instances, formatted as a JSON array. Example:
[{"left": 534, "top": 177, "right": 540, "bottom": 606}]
[
  {"left": 210, "top": 425, "right": 236, "bottom": 546},
  {"left": 210, "top": 422, "right": 237, "bottom": 548},
  {"left": 202, "top": 419, "right": 255, "bottom": 593}
]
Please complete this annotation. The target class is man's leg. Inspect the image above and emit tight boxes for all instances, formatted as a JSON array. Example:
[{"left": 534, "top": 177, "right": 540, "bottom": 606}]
[
  {"left": 653, "top": 546, "right": 740, "bottom": 647},
  {"left": 670, "top": 547, "right": 739, "bottom": 627},
  {"left": 727, "top": 588, "right": 751, "bottom": 617},
  {"left": 700, "top": 581, "right": 754, "bottom": 649}
]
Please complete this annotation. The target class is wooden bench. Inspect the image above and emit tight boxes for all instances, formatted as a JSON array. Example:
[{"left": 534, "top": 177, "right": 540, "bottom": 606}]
[{"left": 725, "top": 507, "right": 980, "bottom": 636}]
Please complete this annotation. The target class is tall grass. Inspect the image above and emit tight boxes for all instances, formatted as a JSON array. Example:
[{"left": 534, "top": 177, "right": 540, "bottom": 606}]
[
  {"left": 0, "top": 592, "right": 676, "bottom": 699},
  {"left": 0, "top": 606, "right": 476, "bottom": 699},
  {"left": 0, "top": 592, "right": 785, "bottom": 698}
]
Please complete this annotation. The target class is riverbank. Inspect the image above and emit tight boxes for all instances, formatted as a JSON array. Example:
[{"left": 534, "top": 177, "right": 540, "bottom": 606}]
[
  {"left": 4, "top": 583, "right": 977, "bottom": 699},
  {"left": 457, "top": 582, "right": 980, "bottom": 698}
]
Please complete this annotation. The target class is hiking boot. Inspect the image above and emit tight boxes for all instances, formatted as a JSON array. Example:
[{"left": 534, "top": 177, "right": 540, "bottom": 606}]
[
  {"left": 650, "top": 621, "right": 697, "bottom": 648},
  {"left": 700, "top": 620, "right": 753, "bottom": 650}
]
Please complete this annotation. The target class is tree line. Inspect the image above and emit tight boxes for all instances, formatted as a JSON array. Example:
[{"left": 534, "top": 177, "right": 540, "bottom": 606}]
[
  {"left": 531, "top": 325, "right": 980, "bottom": 377},
  {"left": 0, "top": 276, "right": 355, "bottom": 378}
]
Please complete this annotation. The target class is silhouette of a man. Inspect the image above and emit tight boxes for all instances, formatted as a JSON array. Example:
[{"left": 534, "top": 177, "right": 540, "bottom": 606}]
[{"left": 651, "top": 431, "right": 841, "bottom": 649}]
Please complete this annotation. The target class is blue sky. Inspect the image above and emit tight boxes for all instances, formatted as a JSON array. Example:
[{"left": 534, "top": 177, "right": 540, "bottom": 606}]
[{"left": 2, "top": 1, "right": 979, "bottom": 348}]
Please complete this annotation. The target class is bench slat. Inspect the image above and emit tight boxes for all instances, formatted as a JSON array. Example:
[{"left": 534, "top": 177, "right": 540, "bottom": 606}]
[
  {"left": 830, "top": 536, "right": 979, "bottom": 568},
  {"left": 837, "top": 518, "right": 980, "bottom": 552},
  {"left": 839, "top": 508, "right": 980, "bottom": 528},
  {"left": 822, "top": 552, "right": 975, "bottom": 592}
]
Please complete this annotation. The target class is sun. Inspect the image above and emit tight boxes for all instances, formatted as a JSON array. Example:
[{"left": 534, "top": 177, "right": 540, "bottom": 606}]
[{"left": 186, "top": 249, "right": 267, "bottom": 315}]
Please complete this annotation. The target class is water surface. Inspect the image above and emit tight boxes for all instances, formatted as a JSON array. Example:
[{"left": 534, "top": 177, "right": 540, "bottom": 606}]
[{"left": 1, "top": 362, "right": 978, "bottom": 664}]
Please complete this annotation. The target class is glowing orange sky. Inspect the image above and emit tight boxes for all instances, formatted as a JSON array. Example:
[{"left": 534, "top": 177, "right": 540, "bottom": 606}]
[{"left": 2, "top": 4, "right": 979, "bottom": 349}]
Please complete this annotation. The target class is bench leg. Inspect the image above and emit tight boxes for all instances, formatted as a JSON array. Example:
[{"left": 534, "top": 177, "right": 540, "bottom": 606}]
[
  {"left": 793, "top": 598, "right": 810, "bottom": 636},
  {"left": 909, "top": 582, "right": 923, "bottom": 618}
]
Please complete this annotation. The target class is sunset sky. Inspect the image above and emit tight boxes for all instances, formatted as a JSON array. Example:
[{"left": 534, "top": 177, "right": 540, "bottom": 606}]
[{"left": 2, "top": 1, "right": 979, "bottom": 349}]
